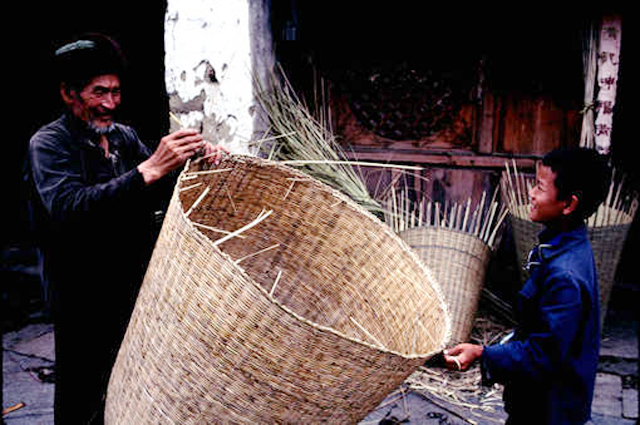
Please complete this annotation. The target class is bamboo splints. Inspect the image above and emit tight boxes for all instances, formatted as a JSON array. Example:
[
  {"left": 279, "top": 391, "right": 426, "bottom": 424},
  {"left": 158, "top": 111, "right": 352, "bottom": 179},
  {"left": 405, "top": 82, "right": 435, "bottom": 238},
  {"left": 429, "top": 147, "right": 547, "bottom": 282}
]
[
  {"left": 502, "top": 162, "right": 638, "bottom": 226},
  {"left": 382, "top": 187, "right": 508, "bottom": 249},
  {"left": 253, "top": 65, "right": 433, "bottom": 215},
  {"left": 253, "top": 66, "right": 379, "bottom": 213},
  {"left": 185, "top": 186, "right": 211, "bottom": 217},
  {"left": 350, "top": 316, "right": 385, "bottom": 349}
]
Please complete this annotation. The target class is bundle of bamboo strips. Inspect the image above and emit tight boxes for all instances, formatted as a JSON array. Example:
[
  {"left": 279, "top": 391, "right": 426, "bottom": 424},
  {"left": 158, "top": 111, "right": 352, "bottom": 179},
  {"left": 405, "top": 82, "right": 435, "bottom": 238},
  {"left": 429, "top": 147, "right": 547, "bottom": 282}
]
[
  {"left": 253, "top": 66, "right": 381, "bottom": 213},
  {"left": 500, "top": 160, "right": 533, "bottom": 222},
  {"left": 587, "top": 168, "right": 639, "bottom": 227},
  {"left": 579, "top": 23, "right": 598, "bottom": 150},
  {"left": 252, "top": 66, "right": 427, "bottom": 218}
]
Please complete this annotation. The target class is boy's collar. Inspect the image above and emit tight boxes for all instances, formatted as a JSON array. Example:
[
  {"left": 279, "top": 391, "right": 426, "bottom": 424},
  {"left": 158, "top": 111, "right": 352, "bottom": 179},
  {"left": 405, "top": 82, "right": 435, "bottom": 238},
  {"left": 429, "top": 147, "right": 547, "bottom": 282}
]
[
  {"left": 525, "top": 223, "right": 588, "bottom": 271},
  {"left": 538, "top": 220, "right": 586, "bottom": 244}
]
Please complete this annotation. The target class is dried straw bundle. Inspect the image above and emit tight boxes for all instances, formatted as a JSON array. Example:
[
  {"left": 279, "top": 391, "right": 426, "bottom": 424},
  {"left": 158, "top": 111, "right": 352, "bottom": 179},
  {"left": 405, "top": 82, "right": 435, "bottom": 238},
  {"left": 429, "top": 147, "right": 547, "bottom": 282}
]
[
  {"left": 501, "top": 161, "right": 638, "bottom": 326},
  {"left": 252, "top": 66, "right": 424, "bottom": 220},
  {"left": 380, "top": 187, "right": 508, "bottom": 344},
  {"left": 105, "top": 155, "right": 450, "bottom": 424},
  {"left": 253, "top": 66, "right": 382, "bottom": 213}
]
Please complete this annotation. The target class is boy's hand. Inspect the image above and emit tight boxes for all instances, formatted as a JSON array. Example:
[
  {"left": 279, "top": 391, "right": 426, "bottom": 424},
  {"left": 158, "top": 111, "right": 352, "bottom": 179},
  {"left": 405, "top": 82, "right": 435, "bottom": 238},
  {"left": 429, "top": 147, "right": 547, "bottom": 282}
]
[{"left": 443, "top": 343, "right": 483, "bottom": 371}]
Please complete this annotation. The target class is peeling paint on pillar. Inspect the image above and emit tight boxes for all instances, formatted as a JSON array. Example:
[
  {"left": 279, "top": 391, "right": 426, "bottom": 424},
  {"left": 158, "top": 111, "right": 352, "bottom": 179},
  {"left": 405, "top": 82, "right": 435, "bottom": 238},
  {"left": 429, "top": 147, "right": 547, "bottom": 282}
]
[{"left": 165, "top": 0, "right": 259, "bottom": 154}]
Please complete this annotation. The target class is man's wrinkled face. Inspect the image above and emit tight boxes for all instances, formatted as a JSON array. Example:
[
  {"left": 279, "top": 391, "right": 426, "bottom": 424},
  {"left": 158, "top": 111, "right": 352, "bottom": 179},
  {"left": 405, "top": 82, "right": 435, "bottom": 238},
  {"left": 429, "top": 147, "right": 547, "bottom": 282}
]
[{"left": 65, "top": 74, "right": 121, "bottom": 133}]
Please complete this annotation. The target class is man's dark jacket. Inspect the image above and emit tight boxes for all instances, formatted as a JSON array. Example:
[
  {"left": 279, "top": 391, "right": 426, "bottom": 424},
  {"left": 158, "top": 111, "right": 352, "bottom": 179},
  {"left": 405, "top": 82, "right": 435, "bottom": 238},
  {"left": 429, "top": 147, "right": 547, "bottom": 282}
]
[
  {"left": 482, "top": 224, "right": 600, "bottom": 425},
  {"left": 26, "top": 113, "right": 172, "bottom": 424}
]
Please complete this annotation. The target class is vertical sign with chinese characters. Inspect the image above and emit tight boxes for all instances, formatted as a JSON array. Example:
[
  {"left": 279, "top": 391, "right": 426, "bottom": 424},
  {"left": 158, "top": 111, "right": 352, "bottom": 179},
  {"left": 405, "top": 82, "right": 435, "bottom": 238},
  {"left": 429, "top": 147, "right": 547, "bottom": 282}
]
[{"left": 595, "top": 16, "right": 622, "bottom": 155}]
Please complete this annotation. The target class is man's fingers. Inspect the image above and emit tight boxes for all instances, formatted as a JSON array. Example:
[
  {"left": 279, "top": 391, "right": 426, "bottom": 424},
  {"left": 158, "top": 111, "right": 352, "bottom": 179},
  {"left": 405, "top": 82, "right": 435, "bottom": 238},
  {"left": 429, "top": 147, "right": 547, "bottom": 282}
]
[
  {"left": 200, "top": 143, "right": 229, "bottom": 165},
  {"left": 169, "top": 128, "right": 200, "bottom": 138},
  {"left": 175, "top": 140, "right": 205, "bottom": 154},
  {"left": 167, "top": 136, "right": 204, "bottom": 150},
  {"left": 161, "top": 129, "right": 203, "bottom": 147}
]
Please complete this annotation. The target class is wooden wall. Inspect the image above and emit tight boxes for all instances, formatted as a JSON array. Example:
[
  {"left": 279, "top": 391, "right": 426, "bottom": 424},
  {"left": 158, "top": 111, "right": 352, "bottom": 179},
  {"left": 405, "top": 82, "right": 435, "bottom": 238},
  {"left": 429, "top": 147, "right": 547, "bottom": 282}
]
[{"left": 332, "top": 84, "right": 582, "bottom": 168}]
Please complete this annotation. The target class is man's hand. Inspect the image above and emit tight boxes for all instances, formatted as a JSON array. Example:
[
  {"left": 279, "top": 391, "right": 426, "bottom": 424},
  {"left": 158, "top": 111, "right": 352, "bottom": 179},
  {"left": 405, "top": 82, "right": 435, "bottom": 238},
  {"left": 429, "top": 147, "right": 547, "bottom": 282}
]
[
  {"left": 443, "top": 343, "right": 484, "bottom": 371},
  {"left": 200, "top": 142, "right": 229, "bottom": 166},
  {"left": 137, "top": 129, "right": 205, "bottom": 184}
]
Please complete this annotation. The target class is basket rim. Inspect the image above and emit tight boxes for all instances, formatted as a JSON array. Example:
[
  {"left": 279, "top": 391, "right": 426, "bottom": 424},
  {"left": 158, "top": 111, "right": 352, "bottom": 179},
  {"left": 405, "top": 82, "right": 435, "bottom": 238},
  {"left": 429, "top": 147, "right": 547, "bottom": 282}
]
[
  {"left": 176, "top": 154, "right": 452, "bottom": 359},
  {"left": 398, "top": 225, "right": 495, "bottom": 252}
]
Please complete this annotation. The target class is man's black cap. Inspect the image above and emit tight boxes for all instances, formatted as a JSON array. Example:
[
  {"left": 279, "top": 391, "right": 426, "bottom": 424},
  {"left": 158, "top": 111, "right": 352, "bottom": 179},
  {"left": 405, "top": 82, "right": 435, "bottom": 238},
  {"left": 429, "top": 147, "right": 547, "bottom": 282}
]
[{"left": 54, "top": 33, "right": 127, "bottom": 89}]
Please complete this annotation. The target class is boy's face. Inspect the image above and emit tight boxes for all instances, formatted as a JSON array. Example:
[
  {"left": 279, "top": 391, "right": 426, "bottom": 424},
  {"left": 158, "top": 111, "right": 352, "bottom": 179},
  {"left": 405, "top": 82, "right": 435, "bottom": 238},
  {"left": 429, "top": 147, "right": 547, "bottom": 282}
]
[{"left": 529, "top": 164, "right": 568, "bottom": 224}]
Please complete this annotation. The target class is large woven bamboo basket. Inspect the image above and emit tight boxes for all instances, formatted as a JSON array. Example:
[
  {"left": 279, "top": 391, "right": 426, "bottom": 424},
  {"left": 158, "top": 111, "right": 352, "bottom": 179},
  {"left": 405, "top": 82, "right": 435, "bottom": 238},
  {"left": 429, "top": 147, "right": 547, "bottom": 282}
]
[
  {"left": 509, "top": 212, "right": 632, "bottom": 327},
  {"left": 398, "top": 227, "right": 492, "bottom": 344},
  {"left": 105, "top": 155, "right": 450, "bottom": 424}
]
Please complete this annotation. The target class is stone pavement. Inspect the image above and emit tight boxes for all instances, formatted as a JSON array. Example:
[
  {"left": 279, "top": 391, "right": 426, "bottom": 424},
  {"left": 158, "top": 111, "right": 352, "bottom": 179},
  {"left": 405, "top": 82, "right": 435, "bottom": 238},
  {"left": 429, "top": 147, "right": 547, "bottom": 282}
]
[
  {"left": 2, "top": 294, "right": 638, "bottom": 424},
  {"left": 2, "top": 323, "right": 54, "bottom": 424}
]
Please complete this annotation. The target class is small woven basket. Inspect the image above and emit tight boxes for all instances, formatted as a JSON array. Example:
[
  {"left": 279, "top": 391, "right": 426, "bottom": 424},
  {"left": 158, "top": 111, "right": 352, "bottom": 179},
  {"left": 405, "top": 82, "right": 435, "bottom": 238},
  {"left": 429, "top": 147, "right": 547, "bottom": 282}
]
[
  {"left": 105, "top": 155, "right": 450, "bottom": 424},
  {"left": 399, "top": 227, "right": 492, "bottom": 344}
]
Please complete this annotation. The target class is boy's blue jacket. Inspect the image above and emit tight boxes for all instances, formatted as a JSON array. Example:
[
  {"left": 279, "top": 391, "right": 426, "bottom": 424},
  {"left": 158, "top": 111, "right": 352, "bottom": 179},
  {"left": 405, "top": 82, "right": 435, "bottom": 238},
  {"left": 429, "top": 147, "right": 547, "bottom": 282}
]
[{"left": 482, "top": 224, "right": 600, "bottom": 424}]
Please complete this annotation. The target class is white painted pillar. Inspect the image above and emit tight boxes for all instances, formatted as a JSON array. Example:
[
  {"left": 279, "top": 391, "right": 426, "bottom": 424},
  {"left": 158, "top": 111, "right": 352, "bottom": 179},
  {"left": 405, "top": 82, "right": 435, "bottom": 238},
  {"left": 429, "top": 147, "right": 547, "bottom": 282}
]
[{"left": 164, "top": 0, "right": 273, "bottom": 155}]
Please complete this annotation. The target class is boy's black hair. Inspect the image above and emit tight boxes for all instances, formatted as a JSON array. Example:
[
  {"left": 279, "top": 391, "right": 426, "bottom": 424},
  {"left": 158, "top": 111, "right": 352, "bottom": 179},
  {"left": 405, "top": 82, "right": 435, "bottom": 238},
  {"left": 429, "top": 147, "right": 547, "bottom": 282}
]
[{"left": 542, "top": 147, "right": 611, "bottom": 220}]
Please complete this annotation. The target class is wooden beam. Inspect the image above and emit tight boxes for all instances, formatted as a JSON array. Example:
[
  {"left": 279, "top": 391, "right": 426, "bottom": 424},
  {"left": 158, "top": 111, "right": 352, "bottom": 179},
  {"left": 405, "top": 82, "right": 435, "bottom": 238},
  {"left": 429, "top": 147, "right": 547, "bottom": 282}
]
[{"left": 344, "top": 148, "right": 538, "bottom": 171}]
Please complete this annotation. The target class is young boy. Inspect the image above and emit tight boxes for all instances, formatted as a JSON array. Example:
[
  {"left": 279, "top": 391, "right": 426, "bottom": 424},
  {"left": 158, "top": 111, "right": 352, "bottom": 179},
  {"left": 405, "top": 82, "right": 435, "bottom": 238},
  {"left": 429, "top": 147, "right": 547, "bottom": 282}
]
[{"left": 444, "top": 147, "right": 611, "bottom": 424}]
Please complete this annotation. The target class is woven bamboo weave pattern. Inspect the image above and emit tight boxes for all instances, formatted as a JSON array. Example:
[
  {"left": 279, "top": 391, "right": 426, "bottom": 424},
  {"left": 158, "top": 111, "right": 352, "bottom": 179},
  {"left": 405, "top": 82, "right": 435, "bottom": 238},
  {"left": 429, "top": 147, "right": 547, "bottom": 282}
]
[
  {"left": 399, "top": 227, "right": 491, "bottom": 344},
  {"left": 105, "top": 155, "right": 450, "bottom": 424},
  {"left": 588, "top": 221, "right": 631, "bottom": 324}
]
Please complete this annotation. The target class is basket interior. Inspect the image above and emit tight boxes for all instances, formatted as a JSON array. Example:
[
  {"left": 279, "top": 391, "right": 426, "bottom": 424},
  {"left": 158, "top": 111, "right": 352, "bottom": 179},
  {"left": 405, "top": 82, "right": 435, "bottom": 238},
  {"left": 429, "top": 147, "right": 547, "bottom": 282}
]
[{"left": 177, "top": 156, "right": 448, "bottom": 356}]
